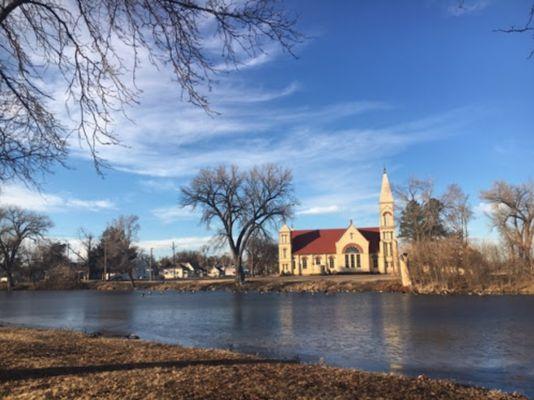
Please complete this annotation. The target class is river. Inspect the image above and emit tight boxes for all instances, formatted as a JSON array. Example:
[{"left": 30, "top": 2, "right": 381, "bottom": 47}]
[{"left": 0, "top": 290, "right": 532, "bottom": 397}]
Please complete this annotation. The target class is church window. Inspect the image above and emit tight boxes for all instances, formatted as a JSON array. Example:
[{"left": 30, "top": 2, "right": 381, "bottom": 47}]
[
  {"left": 344, "top": 246, "right": 360, "bottom": 268},
  {"left": 315, "top": 257, "right": 321, "bottom": 265},
  {"left": 302, "top": 258, "right": 307, "bottom": 269},
  {"left": 329, "top": 257, "right": 335, "bottom": 269},
  {"left": 383, "top": 212, "right": 393, "bottom": 227}
]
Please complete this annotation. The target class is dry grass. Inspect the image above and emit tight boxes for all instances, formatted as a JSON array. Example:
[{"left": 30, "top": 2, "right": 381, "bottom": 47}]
[
  {"left": 4, "top": 266, "right": 532, "bottom": 295},
  {"left": 86, "top": 275, "right": 407, "bottom": 294},
  {"left": 406, "top": 238, "right": 534, "bottom": 295},
  {"left": 0, "top": 326, "right": 526, "bottom": 400}
]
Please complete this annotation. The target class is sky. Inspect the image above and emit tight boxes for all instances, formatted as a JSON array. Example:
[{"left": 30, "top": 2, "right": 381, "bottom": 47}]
[{"left": 1, "top": 0, "right": 533, "bottom": 256}]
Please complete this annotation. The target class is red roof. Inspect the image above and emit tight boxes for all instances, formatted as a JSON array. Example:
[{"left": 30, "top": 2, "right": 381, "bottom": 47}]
[{"left": 291, "top": 227, "right": 380, "bottom": 255}]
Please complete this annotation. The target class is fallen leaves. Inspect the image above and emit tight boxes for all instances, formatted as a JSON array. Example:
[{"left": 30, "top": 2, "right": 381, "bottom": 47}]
[{"left": 0, "top": 327, "right": 527, "bottom": 400}]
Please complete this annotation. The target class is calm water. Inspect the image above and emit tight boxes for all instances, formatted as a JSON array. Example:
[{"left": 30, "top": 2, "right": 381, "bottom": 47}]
[{"left": 0, "top": 291, "right": 532, "bottom": 397}]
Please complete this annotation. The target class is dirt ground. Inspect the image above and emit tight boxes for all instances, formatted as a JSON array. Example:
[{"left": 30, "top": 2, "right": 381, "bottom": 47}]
[
  {"left": 88, "top": 274, "right": 408, "bottom": 294},
  {"left": 0, "top": 326, "right": 526, "bottom": 400}
]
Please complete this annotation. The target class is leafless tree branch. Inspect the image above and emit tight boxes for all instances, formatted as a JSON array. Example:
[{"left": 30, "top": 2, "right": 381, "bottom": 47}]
[{"left": 0, "top": 0, "right": 302, "bottom": 184}]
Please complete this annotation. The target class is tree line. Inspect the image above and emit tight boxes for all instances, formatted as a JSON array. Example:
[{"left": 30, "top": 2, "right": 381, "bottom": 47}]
[
  {"left": 396, "top": 177, "right": 533, "bottom": 291},
  {"left": 0, "top": 203, "right": 280, "bottom": 290}
]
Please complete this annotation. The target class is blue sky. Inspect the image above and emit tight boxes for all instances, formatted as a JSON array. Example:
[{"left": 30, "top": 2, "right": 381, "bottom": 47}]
[{"left": 1, "top": 0, "right": 533, "bottom": 256}]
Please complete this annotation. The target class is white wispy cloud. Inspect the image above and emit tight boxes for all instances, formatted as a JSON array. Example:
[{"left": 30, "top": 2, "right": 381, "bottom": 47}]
[
  {"left": 139, "top": 179, "right": 180, "bottom": 192},
  {"left": 446, "top": 0, "right": 491, "bottom": 16},
  {"left": 36, "top": 18, "right": 488, "bottom": 238},
  {"left": 0, "top": 184, "right": 116, "bottom": 213},
  {"left": 298, "top": 205, "right": 341, "bottom": 216},
  {"left": 151, "top": 205, "right": 197, "bottom": 224}
]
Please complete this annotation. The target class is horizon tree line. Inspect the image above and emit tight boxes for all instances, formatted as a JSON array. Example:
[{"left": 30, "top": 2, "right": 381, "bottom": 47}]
[{"left": 0, "top": 164, "right": 532, "bottom": 290}]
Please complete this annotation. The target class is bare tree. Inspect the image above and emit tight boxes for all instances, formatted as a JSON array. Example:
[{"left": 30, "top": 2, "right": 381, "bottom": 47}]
[
  {"left": 23, "top": 239, "right": 68, "bottom": 282},
  {"left": 181, "top": 164, "right": 297, "bottom": 284},
  {"left": 0, "top": 0, "right": 302, "bottom": 184},
  {"left": 393, "top": 177, "right": 434, "bottom": 206},
  {"left": 0, "top": 206, "right": 52, "bottom": 289},
  {"left": 245, "top": 233, "right": 277, "bottom": 276},
  {"left": 98, "top": 215, "right": 140, "bottom": 286},
  {"left": 70, "top": 228, "right": 98, "bottom": 279},
  {"left": 441, "top": 184, "right": 473, "bottom": 242},
  {"left": 481, "top": 181, "right": 534, "bottom": 265}
]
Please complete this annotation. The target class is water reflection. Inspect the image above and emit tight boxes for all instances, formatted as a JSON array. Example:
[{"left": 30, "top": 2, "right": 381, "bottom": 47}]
[{"left": 0, "top": 291, "right": 532, "bottom": 397}]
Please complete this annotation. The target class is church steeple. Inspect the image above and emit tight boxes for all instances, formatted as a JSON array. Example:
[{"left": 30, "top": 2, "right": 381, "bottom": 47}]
[
  {"left": 378, "top": 168, "right": 398, "bottom": 275},
  {"left": 380, "top": 168, "right": 394, "bottom": 204}
]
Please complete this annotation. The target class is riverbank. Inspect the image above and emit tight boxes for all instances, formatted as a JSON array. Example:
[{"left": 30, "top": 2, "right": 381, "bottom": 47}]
[
  {"left": 0, "top": 326, "right": 526, "bottom": 399},
  {"left": 3, "top": 274, "right": 533, "bottom": 295}
]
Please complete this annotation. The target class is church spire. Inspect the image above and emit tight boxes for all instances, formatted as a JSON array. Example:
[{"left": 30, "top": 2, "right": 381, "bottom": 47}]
[{"left": 380, "top": 169, "right": 394, "bottom": 204}]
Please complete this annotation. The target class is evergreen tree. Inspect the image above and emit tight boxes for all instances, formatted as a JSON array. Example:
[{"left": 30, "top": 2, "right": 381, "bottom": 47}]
[
  {"left": 399, "top": 198, "right": 448, "bottom": 241},
  {"left": 399, "top": 200, "right": 425, "bottom": 241},
  {"left": 422, "top": 198, "right": 448, "bottom": 239}
]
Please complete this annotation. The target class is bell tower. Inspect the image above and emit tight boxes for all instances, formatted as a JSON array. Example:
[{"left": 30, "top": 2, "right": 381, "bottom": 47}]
[
  {"left": 278, "top": 224, "right": 293, "bottom": 275},
  {"left": 378, "top": 168, "right": 399, "bottom": 274}
]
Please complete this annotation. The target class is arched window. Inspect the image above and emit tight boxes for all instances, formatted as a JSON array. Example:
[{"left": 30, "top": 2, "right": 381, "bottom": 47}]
[
  {"left": 344, "top": 246, "right": 361, "bottom": 269},
  {"left": 329, "top": 257, "right": 335, "bottom": 269},
  {"left": 383, "top": 212, "right": 393, "bottom": 227}
]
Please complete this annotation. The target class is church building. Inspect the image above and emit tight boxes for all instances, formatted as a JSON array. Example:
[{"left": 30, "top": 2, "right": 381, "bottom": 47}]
[{"left": 278, "top": 170, "right": 399, "bottom": 275}]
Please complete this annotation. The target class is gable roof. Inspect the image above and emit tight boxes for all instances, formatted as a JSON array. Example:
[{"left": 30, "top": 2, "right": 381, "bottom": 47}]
[{"left": 291, "top": 227, "right": 380, "bottom": 255}]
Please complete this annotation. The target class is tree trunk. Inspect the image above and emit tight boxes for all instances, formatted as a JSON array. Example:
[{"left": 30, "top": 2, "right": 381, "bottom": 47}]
[
  {"left": 234, "top": 256, "right": 245, "bottom": 285},
  {"left": 236, "top": 265, "right": 245, "bottom": 284},
  {"left": 6, "top": 271, "right": 14, "bottom": 291},
  {"left": 128, "top": 271, "right": 136, "bottom": 289}
]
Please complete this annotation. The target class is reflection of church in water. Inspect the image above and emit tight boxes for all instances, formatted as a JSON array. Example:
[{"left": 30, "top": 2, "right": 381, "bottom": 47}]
[{"left": 278, "top": 170, "right": 399, "bottom": 275}]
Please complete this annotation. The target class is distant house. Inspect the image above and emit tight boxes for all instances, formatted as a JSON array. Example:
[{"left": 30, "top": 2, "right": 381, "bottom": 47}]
[
  {"left": 161, "top": 262, "right": 195, "bottom": 280},
  {"left": 207, "top": 266, "right": 224, "bottom": 278},
  {"left": 206, "top": 265, "right": 238, "bottom": 277}
]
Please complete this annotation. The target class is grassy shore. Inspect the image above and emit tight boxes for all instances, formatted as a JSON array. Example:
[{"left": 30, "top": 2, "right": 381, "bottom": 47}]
[
  {"left": 0, "top": 326, "right": 526, "bottom": 399},
  {"left": 1, "top": 274, "right": 407, "bottom": 293},
  {"left": 91, "top": 274, "right": 410, "bottom": 294},
  {"left": 3, "top": 273, "right": 533, "bottom": 294}
]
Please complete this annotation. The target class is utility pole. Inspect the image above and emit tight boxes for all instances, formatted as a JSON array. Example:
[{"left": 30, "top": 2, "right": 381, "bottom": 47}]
[
  {"left": 103, "top": 243, "right": 108, "bottom": 281},
  {"left": 149, "top": 248, "right": 153, "bottom": 281},
  {"left": 172, "top": 241, "right": 176, "bottom": 266}
]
